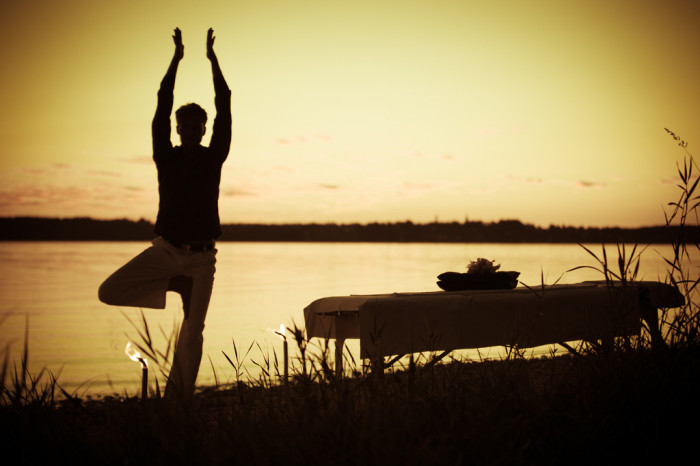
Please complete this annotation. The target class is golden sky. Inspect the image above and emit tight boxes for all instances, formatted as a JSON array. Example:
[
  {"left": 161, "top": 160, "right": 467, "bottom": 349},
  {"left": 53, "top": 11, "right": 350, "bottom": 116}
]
[{"left": 1, "top": 0, "right": 698, "bottom": 227}]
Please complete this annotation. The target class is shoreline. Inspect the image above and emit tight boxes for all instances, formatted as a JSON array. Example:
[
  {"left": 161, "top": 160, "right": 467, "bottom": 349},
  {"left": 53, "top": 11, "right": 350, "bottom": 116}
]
[{"left": 2, "top": 216, "right": 696, "bottom": 244}]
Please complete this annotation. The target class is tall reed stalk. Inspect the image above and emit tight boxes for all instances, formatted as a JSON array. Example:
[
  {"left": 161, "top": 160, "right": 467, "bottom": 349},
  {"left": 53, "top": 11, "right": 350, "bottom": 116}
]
[
  {"left": 660, "top": 128, "right": 700, "bottom": 346},
  {"left": 0, "top": 315, "right": 67, "bottom": 408}
]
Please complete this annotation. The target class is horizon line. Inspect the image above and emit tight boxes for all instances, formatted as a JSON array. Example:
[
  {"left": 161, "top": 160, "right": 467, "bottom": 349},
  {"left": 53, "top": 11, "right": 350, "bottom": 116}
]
[{"left": 0, "top": 215, "right": 676, "bottom": 230}]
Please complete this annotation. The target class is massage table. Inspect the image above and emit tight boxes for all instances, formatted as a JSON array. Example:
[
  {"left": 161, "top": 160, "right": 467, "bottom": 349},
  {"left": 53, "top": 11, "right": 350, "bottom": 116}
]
[{"left": 303, "top": 281, "right": 684, "bottom": 376}]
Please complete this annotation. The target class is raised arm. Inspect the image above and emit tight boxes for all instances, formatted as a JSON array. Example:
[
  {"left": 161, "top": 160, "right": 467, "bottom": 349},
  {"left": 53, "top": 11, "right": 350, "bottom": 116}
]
[
  {"left": 207, "top": 28, "right": 229, "bottom": 98},
  {"left": 153, "top": 28, "right": 184, "bottom": 160},
  {"left": 206, "top": 28, "right": 232, "bottom": 159}
]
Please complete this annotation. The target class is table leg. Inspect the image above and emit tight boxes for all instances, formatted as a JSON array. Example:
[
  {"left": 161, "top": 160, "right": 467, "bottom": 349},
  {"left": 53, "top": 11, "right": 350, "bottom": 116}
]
[
  {"left": 641, "top": 303, "right": 666, "bottom": 350},
  {"left": 371, "top": 355, "right": 385, "bottom": 374},
  {"left": 335, "top": 338, "right": 345, "bottom": 379}
]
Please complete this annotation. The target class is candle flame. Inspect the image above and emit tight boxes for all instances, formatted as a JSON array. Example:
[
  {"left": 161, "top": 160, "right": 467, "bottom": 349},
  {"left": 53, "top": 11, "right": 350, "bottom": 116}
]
[
  {"left": 274, "top": 323, "right": 286, "bottom": 341},
  {"left": 125, "top": 342, "right": 148, "bottom": 367}
]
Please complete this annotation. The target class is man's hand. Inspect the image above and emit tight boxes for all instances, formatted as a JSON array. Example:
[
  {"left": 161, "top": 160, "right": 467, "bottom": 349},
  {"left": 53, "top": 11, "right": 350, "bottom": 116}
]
[
  {"left": 173, "top": 27, "right": 184, "bottom": 60},
  {"left": 206, "top": 28, "right": 216, "bottom": 61}
]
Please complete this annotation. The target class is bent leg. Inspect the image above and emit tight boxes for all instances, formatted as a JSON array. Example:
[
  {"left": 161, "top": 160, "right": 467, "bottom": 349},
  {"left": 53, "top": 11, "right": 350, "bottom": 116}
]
[{"left": 98, "top": 243, "right": 174, "bottom": 309}]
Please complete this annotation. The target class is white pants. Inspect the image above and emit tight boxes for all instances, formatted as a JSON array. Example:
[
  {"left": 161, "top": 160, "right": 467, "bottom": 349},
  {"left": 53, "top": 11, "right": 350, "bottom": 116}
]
[{"left": 98, "top": 236, "right": 217, "bottom": 397}]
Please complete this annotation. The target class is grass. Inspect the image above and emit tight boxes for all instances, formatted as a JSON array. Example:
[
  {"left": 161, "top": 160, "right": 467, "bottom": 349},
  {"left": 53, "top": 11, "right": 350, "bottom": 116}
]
[
  {"left": 2, "top": 346, "right": 699, "bottom": 464},
  {"left": 2, "top": 131, "right": 700, "bottom": 464}
]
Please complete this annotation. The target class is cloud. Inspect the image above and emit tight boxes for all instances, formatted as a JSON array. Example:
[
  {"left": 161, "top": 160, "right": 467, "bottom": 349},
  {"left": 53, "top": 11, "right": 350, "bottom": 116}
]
[
  {"left": 660, "top": 175, "right": 698, "bottom": 185},
  {"left": 88, "top": 170, "right": 122, "bottom": 178},
  {"left": 0, "top": 180, "right": 157, "bottom": 218},
  {"left": 504, "top": 174, "right": 608, "bottom": 189},
  {"left": 0, "top": 184, "right": 89, "bottom": 208},
  {"left": 222, "top": 187, "right": 257, "bottom": 197},
  {"left": 474, "top": 127, "right": 502, "bottom": 139},
  {"left": 466, "top": 174, "right": 613, "bottom": 196},
  {"left": 468, "top": 186, "right": 498, "bottom": 195},
  {"left": 0, "top": 159, "right": 158, "bottom": 218},
  {"left": 575, "top": 180, "right": 607, "bottom": 189},
  {"left": 21, "top": 168, "right": 49, "bottom": 175}
]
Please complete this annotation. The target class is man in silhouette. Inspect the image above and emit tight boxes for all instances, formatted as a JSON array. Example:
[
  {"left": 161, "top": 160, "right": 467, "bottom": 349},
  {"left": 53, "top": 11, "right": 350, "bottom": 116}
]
[{"left": 99, "top": 28, "right": 231, "bottom": 398}]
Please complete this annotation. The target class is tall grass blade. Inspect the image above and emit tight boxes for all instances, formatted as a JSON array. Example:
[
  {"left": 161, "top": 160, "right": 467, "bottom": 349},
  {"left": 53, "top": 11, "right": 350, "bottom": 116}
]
[{"left": 208, "top": 355, "right": 219, "bottom": 389}]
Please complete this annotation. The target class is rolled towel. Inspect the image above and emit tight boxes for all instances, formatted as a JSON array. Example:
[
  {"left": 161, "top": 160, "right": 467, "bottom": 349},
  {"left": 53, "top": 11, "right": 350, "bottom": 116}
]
[{"left": 437, "top": 271, "right": 520, "bottom": 291}]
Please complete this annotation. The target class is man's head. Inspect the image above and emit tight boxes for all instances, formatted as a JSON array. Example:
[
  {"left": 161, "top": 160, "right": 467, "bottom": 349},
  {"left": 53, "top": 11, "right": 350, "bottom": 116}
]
[{"left": 175, "top": 103, "right": 208, "bottom": 148}]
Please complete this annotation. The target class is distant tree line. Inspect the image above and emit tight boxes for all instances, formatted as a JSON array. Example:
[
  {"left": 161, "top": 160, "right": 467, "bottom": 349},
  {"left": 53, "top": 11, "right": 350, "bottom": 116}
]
[
  {"left": 0, "top": 217, "right": 154, "bottom": 241},
  {"left": 1, "top": 217, "right": 697, "bottom": 244}
]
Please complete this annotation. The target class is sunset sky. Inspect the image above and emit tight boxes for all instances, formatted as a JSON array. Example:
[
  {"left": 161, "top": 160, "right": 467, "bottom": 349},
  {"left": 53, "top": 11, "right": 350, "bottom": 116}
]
[{"left": 1, "top": 0, "right": 698, "bottom": 227}]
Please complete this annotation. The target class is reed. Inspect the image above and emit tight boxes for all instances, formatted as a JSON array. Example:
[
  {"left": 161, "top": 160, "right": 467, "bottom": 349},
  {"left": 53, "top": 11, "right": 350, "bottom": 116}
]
[
  {"left": 0, "top": 315, "right": 71, "bottom": 409},
  {"left": 660, "top": 128, "right": 700, "bottom": 347}
]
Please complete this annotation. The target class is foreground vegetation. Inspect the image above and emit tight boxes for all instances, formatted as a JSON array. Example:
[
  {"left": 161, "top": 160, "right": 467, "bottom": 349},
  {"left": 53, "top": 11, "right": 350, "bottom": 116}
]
[
  {"left": 2, "top": 346, "right": 699, "bottom": 465},
  {"left": 2, "top": 131, "right": 699, "bottom": 464}
]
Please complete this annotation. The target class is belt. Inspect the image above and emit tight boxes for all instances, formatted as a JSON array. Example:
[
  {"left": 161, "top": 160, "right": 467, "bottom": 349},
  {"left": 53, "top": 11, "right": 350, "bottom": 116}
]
[{"left": 164, "top": 239, "right": 215, "bottom": 252}]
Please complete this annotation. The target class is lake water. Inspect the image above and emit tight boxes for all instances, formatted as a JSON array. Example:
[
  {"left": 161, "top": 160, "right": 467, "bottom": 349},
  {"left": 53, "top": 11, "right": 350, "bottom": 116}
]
[{"left": 0, "top": 241, "right": 688, "bottom": 398}]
